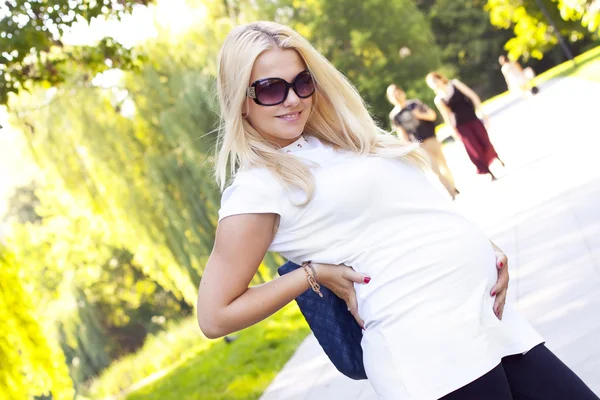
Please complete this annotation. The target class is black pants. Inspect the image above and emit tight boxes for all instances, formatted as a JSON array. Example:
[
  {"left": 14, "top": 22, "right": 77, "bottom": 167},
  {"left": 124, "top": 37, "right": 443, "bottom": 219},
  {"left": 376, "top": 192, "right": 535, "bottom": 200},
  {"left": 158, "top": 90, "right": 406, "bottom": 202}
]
[{"left": 440, "top": 344, "right": 599, "bottom": 400}]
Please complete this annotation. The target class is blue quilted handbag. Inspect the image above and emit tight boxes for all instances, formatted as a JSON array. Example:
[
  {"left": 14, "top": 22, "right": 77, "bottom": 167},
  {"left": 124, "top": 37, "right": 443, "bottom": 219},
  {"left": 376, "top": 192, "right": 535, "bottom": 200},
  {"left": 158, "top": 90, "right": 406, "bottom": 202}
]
[{"left": 278, "top": 261, "right": 367, "bottom": 380}]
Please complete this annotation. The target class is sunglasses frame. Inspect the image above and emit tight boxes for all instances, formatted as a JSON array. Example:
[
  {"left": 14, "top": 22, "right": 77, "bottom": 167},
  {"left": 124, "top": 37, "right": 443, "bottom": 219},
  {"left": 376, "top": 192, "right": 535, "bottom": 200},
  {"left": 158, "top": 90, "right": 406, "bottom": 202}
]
[{"left": 247, "top": 70, "right": 315, "bottom": 106}]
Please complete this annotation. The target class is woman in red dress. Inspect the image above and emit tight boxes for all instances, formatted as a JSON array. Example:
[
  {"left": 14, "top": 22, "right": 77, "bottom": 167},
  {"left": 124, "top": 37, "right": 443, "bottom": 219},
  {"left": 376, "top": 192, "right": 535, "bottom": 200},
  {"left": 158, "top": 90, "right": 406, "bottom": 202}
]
[{"left": 426, "top": 72, "right": 504, "bottom": 180}]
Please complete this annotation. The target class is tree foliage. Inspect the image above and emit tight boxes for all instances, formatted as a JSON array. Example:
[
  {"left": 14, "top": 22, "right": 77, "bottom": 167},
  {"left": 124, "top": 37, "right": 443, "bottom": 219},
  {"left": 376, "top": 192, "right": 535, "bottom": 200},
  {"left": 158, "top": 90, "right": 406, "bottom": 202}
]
[
  {"left": 3, "top": 5, "right": 279, "bottom": 390},
  {"left": 253, "top": 0, "right": 444, "bottom": 124},
  {"left": 485, "top": 0, "right": 599, "bottom": 59},
  {"left": 0, "top": 0, "right": 155, "bottom": 105},
  {"left": 5, "top": 198, "right": 194, "bottom": 388},
  {"left": 423, "top": 0, "right": 514, "bottom": 98},
  {"left": 0, "top": 247, "right": 74, "bottom": 399}
]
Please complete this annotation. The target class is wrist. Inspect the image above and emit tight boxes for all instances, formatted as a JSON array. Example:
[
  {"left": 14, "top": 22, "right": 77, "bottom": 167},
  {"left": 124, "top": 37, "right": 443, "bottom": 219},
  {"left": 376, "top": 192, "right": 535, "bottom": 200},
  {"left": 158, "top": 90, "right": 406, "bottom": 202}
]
[
  {"left": 311, "top": 262, "right": 324, "bottom": 283},
  {"left": 302, "top": 261, "right": 323, "bottom": 298},
  {"left": 311, "top": 263, "right": 336, "bottom": 286}
]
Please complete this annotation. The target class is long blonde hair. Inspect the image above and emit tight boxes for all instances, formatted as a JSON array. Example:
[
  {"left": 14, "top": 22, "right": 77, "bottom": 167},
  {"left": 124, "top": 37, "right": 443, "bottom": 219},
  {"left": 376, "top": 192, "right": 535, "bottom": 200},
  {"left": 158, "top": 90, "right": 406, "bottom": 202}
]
[{"left": 216, "top": 21, "right": 429, "bottom": 201}]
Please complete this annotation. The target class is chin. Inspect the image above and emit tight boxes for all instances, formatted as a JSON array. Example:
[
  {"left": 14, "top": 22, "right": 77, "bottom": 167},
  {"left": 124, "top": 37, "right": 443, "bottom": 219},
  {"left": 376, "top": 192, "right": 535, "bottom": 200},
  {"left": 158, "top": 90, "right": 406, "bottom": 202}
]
[{"left": 278, "top": 126, "right": 307, "bottom": 139}]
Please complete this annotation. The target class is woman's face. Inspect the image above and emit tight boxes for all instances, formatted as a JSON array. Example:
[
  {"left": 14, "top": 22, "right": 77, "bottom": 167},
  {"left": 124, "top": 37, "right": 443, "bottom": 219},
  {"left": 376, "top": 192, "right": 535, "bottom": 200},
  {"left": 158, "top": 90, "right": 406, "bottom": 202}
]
[
  {"left": 394, "top": 88, "right": 406, "bottom": 103},
  {"left": 246, "top": 48, "right": 314, "bottom": 147},
  {"left": 427, "top": 76, "right": 443, "bottom": 91}
]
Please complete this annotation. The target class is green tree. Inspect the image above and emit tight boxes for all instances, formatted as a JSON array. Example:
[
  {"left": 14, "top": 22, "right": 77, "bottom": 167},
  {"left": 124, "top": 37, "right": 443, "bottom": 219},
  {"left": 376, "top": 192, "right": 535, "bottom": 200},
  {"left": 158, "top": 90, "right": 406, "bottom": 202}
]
[
  {"left": 5, "top": 182, "right": 196, "bottom": 389},
  {"left": 485, "top": 0, "right": 599, "bottom": 59},
  {"left": 421, "top": 0, "right": 514, "bottom": 99},
  {"left": 0, "top": 0, "right": 156, "bottom": 105},
  {"left": 6, "top": 2, "right": 266, "bottom": 307},
  {"left": 254, "top": 0, "right": 444, "bottom": 124},
  {"left": 2, "top": 4, "right": 226, "bottom": 391},
  {"left": 0, "top": 247, "right": 74, "bottom": 400}
]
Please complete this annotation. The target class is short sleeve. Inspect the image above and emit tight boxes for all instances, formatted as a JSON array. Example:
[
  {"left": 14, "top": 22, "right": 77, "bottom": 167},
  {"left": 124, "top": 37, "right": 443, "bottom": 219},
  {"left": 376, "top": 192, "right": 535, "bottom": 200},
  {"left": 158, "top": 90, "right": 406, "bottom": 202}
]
[{"left": 218, "top": 169, "right": 284, "bottom": 222}]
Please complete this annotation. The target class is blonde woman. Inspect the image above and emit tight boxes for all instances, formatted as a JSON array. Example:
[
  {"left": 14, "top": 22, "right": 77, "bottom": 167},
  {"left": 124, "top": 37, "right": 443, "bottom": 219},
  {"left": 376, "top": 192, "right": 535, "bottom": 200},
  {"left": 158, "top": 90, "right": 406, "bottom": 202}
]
[
  {"left": 197, "top": 22, "right": 598, "bottom": 400},
  {"left": 386, "top": 84, "right": 459, "bottom": 199},
  {"left": 426, "top": 72, "right": 505, "bottom": 181}
]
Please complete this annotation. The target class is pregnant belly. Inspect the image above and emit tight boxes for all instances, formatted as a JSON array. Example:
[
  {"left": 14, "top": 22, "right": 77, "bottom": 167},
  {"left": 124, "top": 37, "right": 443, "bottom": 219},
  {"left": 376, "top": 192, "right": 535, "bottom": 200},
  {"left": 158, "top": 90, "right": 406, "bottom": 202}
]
[{"left": 354, "top": 218, "right": 498, "bottom": 329}]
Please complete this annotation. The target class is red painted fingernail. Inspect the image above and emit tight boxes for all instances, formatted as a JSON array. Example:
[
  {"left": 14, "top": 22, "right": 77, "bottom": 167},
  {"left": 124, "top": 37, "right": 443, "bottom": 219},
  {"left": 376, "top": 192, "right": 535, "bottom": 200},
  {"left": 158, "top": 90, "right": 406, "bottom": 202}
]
[
  {"left": 364, "top": 277, "right": 371, "bottom": 284},
  {"left": 491, "top": 291, "right": 496, "bottom": 296},
  {"left": 498, "top": 262, "right": 504, "bottom": 268}
]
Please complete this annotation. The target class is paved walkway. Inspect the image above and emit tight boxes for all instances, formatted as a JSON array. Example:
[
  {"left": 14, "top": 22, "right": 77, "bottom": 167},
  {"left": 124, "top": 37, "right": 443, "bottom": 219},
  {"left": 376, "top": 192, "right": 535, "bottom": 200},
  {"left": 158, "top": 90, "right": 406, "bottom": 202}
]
[{"left": 261, "top": 78, "right": 600, "bottom": 399}]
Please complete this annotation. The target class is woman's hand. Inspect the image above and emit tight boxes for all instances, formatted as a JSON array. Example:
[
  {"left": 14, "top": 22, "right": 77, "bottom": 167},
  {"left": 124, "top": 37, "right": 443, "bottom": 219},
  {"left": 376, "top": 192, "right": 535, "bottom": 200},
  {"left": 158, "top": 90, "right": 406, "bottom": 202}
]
[
  {"left": 490, "top": 244, "right": 509, "bottom": 320},
  {"left": 312, "top": 263, "right": 371, "bottom": 328}
]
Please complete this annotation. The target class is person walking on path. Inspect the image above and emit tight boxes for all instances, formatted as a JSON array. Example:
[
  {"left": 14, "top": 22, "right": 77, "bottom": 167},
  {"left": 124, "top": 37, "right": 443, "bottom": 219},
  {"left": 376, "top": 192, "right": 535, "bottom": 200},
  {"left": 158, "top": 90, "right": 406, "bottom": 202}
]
[
  {"left": 197, "top": 21, "right": 599, "bottom": 400},
  {"left": 387, "top": 84, "right": 459, "bottom": 199},
  {"left": 499, "top": 55, "right": 539, "bottom": 97},
  {"left": 426, "top": 72, "right": 505, "bottom": 181}
]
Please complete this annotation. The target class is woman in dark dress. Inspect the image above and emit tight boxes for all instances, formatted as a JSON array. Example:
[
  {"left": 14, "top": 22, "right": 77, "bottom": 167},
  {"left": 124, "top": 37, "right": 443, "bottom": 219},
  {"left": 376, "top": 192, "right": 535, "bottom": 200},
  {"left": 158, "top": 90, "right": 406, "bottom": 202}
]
[{"left": 426, "top": 72, "right": 504, "bottom": 180}]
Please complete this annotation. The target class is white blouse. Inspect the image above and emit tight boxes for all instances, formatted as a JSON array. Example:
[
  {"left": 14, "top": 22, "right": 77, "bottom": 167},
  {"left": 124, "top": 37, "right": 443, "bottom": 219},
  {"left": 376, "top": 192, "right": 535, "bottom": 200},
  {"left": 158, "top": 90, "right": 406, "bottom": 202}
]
[{"left": 219, "top": 136, "right": 543, "bottom": 400}]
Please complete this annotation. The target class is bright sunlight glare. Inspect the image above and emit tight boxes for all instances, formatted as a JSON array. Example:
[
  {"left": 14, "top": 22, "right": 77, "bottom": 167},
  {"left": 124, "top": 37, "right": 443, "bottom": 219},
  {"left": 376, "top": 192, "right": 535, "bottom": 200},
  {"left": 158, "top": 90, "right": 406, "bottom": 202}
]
[{"left": 61, "top": 0, "right": 207, "bottom": 47}]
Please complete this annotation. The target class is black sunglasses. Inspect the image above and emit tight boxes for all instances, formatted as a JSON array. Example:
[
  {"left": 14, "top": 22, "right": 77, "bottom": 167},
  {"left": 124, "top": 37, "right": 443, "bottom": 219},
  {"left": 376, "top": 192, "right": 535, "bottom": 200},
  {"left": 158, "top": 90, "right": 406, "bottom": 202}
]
[{"left": 247, "top": 70, "right": 316, "bottom": 106}]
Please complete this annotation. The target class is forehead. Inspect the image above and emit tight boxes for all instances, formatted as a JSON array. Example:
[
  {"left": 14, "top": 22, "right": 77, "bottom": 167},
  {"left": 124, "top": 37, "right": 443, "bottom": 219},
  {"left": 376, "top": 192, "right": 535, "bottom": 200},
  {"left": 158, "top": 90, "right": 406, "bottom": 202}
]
[{"left": 250, "top": 48, "right": 306, "bottom": 83}]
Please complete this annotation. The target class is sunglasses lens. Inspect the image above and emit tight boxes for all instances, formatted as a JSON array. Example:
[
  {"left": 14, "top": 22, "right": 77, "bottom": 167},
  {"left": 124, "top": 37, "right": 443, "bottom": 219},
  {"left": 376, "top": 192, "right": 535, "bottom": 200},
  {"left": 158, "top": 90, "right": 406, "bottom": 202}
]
[
  {"left": 294, "top": 72, "right": 315, "bottom": 98},
  {"left": 255, "top": 79, "right": 287, "bottom": 105}
]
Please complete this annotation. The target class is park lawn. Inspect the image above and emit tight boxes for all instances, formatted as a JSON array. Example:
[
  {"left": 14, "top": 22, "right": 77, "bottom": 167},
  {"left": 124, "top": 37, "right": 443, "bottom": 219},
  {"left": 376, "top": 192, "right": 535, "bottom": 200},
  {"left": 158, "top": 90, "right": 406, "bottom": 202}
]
[
  {"left": 85, "top": 303, "right": 309, "bottom": 400},
  {"left": 533, "top": 44, "right": 600, "bottom": 83}
]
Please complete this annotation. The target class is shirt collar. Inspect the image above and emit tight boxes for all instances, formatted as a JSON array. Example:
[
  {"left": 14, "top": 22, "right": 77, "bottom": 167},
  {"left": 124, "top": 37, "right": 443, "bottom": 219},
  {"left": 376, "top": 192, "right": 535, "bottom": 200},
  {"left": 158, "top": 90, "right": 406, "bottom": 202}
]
[{"left": 280, "top": 135, "right": 311, "bottom": 154}]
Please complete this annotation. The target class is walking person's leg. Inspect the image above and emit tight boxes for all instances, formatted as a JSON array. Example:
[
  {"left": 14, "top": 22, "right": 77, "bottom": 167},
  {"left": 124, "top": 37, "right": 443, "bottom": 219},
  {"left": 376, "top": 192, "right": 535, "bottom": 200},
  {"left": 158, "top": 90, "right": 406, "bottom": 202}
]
[
  {"left": 422, "top": 137, "right": 458, "bottom": 190},
  {"left": 456, "top": 122, "right": 496, "bottom": 179},
  {"left": 470, "top": 119, "right": 505, "bottom": 173},
  {"left": 501, "top": 344, "right": 599, "bottom": 400},
  {"left": 420, "top": 138, "right": 458, "bottom": 198},
  {"left": 438, "top": 364, "right": 514, "bottom": 400}
]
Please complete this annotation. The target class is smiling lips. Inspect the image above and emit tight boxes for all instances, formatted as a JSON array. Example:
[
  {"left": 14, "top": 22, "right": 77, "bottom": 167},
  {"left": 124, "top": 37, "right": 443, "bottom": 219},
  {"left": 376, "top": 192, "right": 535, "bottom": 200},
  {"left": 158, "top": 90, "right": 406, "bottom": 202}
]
[{"left": 277, "top": 111, "right": 302, "bottom": 121}]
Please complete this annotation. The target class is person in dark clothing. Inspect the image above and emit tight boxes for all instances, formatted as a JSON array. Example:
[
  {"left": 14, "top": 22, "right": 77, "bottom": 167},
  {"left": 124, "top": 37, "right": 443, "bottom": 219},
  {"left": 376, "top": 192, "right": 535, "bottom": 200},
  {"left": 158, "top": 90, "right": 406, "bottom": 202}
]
[
  {"left": 386, "top": 84, "right": 459, "bottom": 198},
  {"left": 426, "top": 72, "right": 505, "bottom": 181}
]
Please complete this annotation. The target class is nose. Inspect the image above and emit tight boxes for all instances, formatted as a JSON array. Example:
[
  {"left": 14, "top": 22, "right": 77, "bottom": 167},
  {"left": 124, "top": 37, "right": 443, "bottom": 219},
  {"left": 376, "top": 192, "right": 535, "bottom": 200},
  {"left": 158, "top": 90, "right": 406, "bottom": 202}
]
[{"left": 282, "top": 86, "right": 301, "bottom": 107}]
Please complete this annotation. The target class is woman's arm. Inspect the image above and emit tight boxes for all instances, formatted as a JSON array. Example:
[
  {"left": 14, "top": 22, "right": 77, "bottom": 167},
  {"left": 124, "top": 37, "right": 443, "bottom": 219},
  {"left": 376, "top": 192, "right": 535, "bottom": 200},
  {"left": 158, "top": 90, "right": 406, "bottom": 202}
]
[
  {"left": 453, "top": 79, "right": 484, "bottom": 114},
  {"left": 197, "top": 213, "right": 370, "bottom": 338},
  {"left": 434, "top": 97, "right": 458, "bottom": 133},
  {"left": 453, "top": 79, "right": 490, "bottom": 127},
  {"left": 412, "top": 102, "right": 437, "bottom": 122},
  {"left": 197, "top": 213, "right": 309, "bottom": 338}
]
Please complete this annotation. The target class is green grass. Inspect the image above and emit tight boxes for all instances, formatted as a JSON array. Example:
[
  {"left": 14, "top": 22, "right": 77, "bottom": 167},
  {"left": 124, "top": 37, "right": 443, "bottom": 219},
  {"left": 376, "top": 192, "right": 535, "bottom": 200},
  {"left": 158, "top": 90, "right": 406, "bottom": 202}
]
[
  {"left": 83, "top": 303, "right": 309, "bottom": 400},
  {"left": 532, "top": 45, "right": 600, "bottom": 84},
  {"left": 82, "top": 318, "right": 213, "bottom": 399}
]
